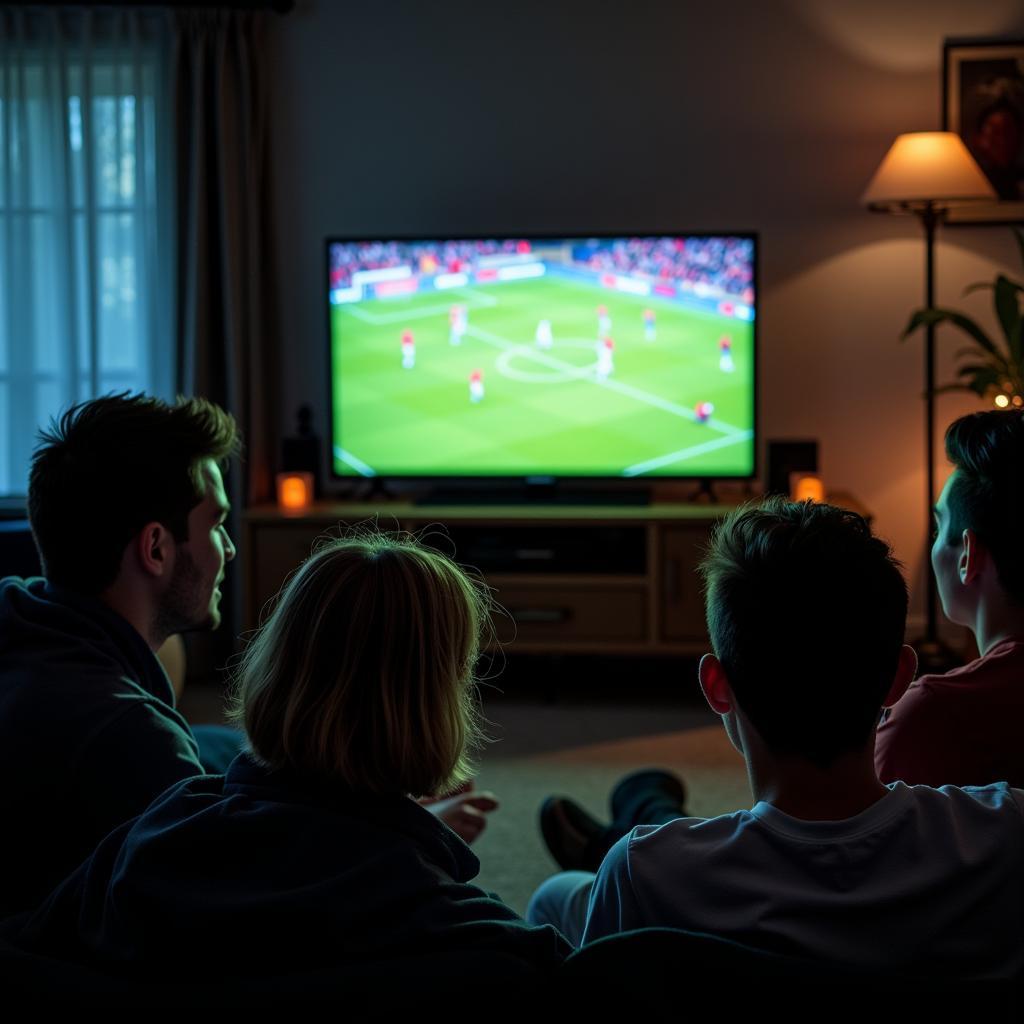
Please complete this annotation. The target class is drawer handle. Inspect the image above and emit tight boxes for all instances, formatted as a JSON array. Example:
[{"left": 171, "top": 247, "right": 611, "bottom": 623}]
[
  {"left": 515, "top": 548, "right": 555, "bottom": 561},
  {"left": 510, "top": 607, "right": 571, "bottom": 624}
]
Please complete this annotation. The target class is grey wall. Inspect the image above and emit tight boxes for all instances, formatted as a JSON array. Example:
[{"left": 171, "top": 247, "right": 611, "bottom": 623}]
[{"left": 269, "top": 0, "right": 1024, "bottom": 627}]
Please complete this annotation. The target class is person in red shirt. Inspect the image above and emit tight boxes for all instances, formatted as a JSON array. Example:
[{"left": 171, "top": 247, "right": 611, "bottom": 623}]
[{"left": 876, "top": 409, "right": 1024, "bottom": 787}]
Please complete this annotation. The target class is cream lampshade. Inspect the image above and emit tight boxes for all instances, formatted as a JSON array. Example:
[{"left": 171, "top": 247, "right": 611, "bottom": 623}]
[{"left": 862, "top": 131, "right": 996, "bottom": 211}]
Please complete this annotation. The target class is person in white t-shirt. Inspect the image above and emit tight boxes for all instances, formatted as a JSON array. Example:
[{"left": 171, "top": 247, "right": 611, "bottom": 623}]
[{"left": 527, "top": 497, "right": 1024, "bottom": 981}]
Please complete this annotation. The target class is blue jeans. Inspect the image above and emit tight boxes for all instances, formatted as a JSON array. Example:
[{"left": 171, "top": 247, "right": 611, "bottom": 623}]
[{"left": 526, "top": 870, "right": 596, "bottom": 947}]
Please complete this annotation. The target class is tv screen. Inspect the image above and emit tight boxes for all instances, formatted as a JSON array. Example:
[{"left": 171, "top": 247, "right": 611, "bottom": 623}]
[{"left": 327, "top": 234, "right": 756, "bottom": 481}]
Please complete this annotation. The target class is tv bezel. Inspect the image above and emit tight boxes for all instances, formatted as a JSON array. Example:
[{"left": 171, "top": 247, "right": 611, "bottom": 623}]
[{"left": 323, "top": 231, "right": 759, "bottom": 490}]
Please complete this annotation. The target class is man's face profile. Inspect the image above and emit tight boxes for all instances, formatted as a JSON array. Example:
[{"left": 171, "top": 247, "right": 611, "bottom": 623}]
[
  {"left": 158, "top": 459, "right": 235, "bottom": 635},
  {"left": 931, "top": 470, "right": 966, "bottom": 627}
]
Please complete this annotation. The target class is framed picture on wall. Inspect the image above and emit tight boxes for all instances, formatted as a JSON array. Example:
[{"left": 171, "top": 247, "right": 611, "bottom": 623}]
[{"left": 943, "top": 38, "right": 1024, "bottom": 224}]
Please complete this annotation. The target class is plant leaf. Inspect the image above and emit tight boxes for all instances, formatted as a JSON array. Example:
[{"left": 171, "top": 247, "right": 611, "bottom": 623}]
[
  {"left": 932, "top": 382, "right": 973, "bottom": 395},
  {"left": 994, "top": 275, "right": 1023, "bottom": 343},
  {"left": 963, "top": 282, "right": 993, "bottom": 297},
  {"left": 955, "top": 362, "right": 1000, "bottom": 378},
  {"left": 964, "top": 278, "right": 1024, "bottom": 300},
  {"left": 961, "top": 366, "right": 1004, "bottom": 396},
  {"left": 954, "top": 345, "right": 993, "bottom": 360},
  {"left": 1008, "top": 316, "right": 1023, "bottom": 369},
  {"left": 901, "top": 307, "right": 1006, "bottom": 364}
]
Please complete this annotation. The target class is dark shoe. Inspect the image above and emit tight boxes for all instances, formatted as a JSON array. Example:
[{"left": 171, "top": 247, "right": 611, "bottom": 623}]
[
  {"left": 610, "top": 769, "right": 688, "bottom": 827},
  {"left": 539, "top": 796, "right": 610, "bottom": 873}
]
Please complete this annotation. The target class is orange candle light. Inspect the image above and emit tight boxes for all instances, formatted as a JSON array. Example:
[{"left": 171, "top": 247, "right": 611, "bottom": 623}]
[
  {"left": 790, "top": 472, "right": 825, "bottom": 504},
  {"left": 276, "top": 471, "right": 314, "bottom": 513}
]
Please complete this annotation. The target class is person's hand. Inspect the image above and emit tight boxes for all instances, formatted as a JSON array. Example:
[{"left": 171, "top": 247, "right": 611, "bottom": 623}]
[{"left": 419, "top": 782, "right": 499, "bottom": 844}]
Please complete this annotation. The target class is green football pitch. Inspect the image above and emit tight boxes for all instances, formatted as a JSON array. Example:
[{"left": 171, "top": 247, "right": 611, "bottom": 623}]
[{"left": 330, "top": 275, "right": 754, "bottom": 478}]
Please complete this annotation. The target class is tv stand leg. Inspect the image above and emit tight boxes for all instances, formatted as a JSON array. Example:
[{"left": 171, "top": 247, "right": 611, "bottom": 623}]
[
  {"left": 356, "top": 478, "right": 396, "bottom": 502},
  {"left": 691, "top": 478, "right": 718, "bottom": 504}
]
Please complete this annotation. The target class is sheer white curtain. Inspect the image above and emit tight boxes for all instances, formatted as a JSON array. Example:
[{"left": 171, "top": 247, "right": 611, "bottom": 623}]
[{"left": 0, "top": 7, "right": 174, "bottom": 496}]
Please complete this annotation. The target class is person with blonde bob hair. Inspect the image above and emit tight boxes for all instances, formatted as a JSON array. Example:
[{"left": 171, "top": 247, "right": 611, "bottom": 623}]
[
  {"left": 232, "top": 532, "right": 487, "bottom": 799},
  {"left": 20, "top": 532, "right": 570, "bottom": 1003}
]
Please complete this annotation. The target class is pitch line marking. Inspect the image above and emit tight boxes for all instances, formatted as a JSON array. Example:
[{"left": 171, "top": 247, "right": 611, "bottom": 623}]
[
  {"left": 335, "top": 446, "right": 376, "bottom": 477},
  {"left": 465, "top": 324, "right": 745, "bottom": 436},
  {"left": 340, "top": 287, "right": 497, "bottom": 326},
  {"left": 495, "top": 339, "right": 602, "bottom": 383},
  {"left": 452, "top": 286, "right": 499, "bottom": 306},
  {"left": 622, "top": 431, "right": 754, "bottom": 477}
]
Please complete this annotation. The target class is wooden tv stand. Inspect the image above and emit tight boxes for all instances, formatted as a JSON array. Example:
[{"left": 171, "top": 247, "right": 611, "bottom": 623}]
[{"left": 242, "top": 496, "right": 865, "bottom": 656}]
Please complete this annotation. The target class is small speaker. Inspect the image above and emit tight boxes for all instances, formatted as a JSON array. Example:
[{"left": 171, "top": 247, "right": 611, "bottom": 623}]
[
  {"left": 281, "top": 404, "right": 322, "bottom": 498},
  {"left": 766, "top": 440, "right": 818, "bottom": 496}
]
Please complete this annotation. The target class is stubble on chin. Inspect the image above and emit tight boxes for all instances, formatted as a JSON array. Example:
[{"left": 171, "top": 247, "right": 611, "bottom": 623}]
[{"left": 154, "top": 550, "right": 212, "bottom": 641}]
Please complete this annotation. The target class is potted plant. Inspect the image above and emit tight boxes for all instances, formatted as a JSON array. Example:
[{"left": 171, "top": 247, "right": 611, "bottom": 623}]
[{"left": 902, "top": 229, "right": 1024, "bottom": 407}]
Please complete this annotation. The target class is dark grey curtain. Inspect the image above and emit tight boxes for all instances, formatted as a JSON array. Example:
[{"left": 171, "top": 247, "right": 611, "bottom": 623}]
[{"left": 172, "top": 8, "right": 279, "bottom": 662}]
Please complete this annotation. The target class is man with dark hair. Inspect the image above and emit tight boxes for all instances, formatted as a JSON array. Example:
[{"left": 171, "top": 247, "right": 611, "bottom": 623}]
[
  {"left": 0, "top": 393, "right": 241, "bottom": 916},
  {"left": 876, "top": 408, "right": 1024, "bottom": 787},
  {"left": 527, "top": 499, "right": 1024, "bottom": 979}
]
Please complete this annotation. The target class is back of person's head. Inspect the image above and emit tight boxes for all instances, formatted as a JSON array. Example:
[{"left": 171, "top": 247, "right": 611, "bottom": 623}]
[
  {"left": 229, "top": 532, "right": 490, "bottom": 797},
  {"left": 699, "top": 498, "right": 908, "bottom": 767},
  {"left": 943, "top": 409, "right": 1024, "bottom": 605},
  {"left": 28, "top": 392, "right": 240, "bottom": 593}
]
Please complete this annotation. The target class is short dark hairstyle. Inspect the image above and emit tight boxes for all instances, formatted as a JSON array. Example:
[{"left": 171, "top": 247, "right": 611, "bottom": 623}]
[
  {"left": 699, "top": 498, "right": 908, "bottom": 767},
  {"left": 943, "top": 409, "right": 1024, "bottom": 605},
  {"left": 28, "top": 393, "right": 240, "bottom": 593}
]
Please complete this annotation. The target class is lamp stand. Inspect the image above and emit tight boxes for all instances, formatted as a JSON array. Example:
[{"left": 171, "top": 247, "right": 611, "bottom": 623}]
[{"left": 913, "top": 201, "right": 960, "bottom": 674}]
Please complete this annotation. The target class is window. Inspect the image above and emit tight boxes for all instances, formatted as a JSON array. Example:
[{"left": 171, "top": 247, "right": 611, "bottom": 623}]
[{"left": 0, "top": 9, "right": 173, "bottom": 496}]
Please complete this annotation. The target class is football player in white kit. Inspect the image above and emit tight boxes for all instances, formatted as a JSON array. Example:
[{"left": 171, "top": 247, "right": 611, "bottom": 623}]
[
  {"left": 535, "top": 318, "right": 553, "bottom": 349},
  {"left": 449, "top": 304, "right": 468, "bottom": 346},
  {"left": 643, "top": 308, "right": 656, "bottom": 341},
  {"left": 719, "top": 335, "right": 734, "bottom": 372}
]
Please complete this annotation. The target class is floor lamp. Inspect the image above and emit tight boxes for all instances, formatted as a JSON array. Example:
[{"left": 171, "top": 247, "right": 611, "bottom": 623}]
[{"left": 862, "top": 132, "right": 996, "bottom": 671}]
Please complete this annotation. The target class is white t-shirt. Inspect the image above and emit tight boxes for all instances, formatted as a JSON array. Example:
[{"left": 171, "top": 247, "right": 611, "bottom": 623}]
[{"left": 581, "top": 782, "right": 1024, "bottom": 980}]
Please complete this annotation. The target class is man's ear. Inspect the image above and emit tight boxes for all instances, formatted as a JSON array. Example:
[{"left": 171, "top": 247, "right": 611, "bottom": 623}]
[
  {"left": 959, "top": 528, "right": 986, "bottom": 586},
  {"left": 698, "top": 653, "right": 733, "bottom": 717},
  {"left": 882, "top": 644, "right": 918, "bottom": 709},
  {"left": 132, "top": 521, "right": 175, "bottom": 579}
]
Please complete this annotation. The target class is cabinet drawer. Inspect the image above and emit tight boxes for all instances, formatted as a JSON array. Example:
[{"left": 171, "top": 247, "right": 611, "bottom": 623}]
[
  {"left": 248, "top": 523, "right": 329, "bottom": 622},
  {"left": 660, "top": 525, "right": 708, "bottom": 642},
  {"left": 491, "top": 583, "right": 647, "bottom": 644}
]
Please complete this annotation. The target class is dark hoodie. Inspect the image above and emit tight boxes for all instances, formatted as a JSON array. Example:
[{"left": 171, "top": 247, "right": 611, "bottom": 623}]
[
  {"left": 21, "top": 753, "right": 571, "bottom": 995},
  {"left": 0, "top": 577, "right": 204, "bottom": 916}
]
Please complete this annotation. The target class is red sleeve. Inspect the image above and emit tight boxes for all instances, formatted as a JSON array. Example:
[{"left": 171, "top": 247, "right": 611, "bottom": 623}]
[{"left": 875, "top": 677, "right": 979, "bottom": 787}]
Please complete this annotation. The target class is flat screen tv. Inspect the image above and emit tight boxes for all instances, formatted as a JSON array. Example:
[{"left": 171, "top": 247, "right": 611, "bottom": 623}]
[{"left": 326, "top": 234, "right": 756, "bottom": 484}]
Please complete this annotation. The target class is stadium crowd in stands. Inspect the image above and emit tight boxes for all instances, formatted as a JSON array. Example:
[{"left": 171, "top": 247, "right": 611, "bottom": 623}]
[
  {"left": 577, "top": 236, "right": 754, "bottom": 300},
  {"left": 329, "top": 239, "right": 526, "bottom": 287},
  {"left": 328, "top": 236, "right": 755, "bottom": 303}
]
